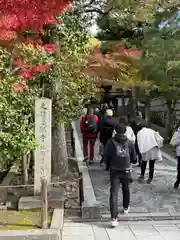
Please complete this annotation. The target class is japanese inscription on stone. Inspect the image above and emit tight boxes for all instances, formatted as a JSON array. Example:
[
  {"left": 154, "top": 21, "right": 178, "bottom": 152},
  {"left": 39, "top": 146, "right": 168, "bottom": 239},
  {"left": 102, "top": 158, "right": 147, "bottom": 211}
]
[{"left": 34, "top": 98, "right": 52, "bottom": 194}]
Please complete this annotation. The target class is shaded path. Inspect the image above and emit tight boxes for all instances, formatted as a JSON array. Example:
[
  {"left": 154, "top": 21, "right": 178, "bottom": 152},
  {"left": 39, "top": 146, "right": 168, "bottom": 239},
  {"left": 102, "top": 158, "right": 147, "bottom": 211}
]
[{"left": 75, "top": 122, "right": 180, "bottom": 214}]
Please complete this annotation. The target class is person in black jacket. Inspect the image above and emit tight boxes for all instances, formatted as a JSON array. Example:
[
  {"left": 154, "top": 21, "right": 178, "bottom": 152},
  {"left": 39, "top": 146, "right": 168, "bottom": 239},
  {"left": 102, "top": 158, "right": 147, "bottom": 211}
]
[
  {"left": 103, "top": 123, "right": 137, "bottom": 227},
  {"left": 130, "top": 112, "right": 143, "bottom": 166},
  {"left": 99, "top": 109, "right": 118, "bottom": 169},
  {"left": 100, "top": 103, "right": 109, "bottom": 117}
]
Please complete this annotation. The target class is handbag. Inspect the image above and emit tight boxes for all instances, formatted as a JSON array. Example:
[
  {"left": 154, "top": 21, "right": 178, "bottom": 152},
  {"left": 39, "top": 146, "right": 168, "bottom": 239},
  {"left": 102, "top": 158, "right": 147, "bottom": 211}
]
[
  {"left": 154, "top": 131, "right": 164, "bottom": 148},
  {"left": 170, "top": 131, "right": 177, "bottom": 146}
]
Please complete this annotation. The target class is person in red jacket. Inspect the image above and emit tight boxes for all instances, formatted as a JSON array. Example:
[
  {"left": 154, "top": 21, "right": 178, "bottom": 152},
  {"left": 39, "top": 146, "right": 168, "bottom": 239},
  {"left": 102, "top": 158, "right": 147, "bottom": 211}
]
[{"left": 80, "top": 107, "right": 99, "bottom": 164}]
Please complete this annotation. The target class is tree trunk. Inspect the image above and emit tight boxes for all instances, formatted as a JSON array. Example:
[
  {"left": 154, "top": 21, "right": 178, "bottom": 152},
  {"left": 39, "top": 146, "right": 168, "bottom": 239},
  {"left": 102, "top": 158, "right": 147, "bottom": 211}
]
[
  {"left": 52, "top": 122, "right": 69, "bottom": 176},
  {"left": 51, "top": 39, "right": 69, "bottom": 177},
  {"left": 51, "top": 81, "right": 69, "bottom": 177}
]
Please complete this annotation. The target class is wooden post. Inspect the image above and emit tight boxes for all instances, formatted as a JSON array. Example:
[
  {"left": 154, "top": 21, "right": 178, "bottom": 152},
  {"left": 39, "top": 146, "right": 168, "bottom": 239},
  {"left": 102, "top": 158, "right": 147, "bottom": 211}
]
[
  {"left": 79, "top": 172, "right": 83, "bottom": 206},
  {"left": 131, "top": 86, "right": 137, "bottom": 118},
  {"left": 41, "top": 179, "right": 48, "bottom": 229}
]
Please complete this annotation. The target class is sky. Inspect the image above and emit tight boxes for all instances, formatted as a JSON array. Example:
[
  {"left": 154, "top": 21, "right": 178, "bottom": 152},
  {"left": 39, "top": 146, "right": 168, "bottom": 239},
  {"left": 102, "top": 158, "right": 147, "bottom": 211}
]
[{"left": 89, "top": 23, "right": 99, "bottom": 36}]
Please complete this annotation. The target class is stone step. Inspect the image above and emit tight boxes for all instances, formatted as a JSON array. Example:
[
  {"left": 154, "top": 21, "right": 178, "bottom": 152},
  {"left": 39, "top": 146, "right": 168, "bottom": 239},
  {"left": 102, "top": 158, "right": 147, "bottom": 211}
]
[
  {"left": 101, "top": 212, "right": 180, "bottom": 221},
  {"left": 18, "top": 189, "right": 65, "bottom": 210},
  {"left": 64, "top": 208, "right": 81, "bottom": 218},
  {"left": 64, "top": 211, "right": 180, "bottom": 222}
]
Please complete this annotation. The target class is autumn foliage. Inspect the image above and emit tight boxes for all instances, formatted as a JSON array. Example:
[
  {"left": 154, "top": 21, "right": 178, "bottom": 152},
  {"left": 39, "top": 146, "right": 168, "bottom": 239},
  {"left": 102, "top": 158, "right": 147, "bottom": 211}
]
[
  {"left": 85, "top": 41, "right": 143, "bottom": 80},
  {"left": 0, "top": 0, "right": 70, "bottom": 92},
  {"left": 0, "top": 0, "right": 69, "bottom": 41}
]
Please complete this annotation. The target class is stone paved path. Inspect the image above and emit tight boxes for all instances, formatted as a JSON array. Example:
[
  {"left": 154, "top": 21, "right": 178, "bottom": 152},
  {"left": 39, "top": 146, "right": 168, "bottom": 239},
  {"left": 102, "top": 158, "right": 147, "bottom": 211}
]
[
  {"left": 63, "top": 220, "right": 180, "bottom": 240},
  {"left": 75, "top": 122, "right": 180, "bottom": 214}
]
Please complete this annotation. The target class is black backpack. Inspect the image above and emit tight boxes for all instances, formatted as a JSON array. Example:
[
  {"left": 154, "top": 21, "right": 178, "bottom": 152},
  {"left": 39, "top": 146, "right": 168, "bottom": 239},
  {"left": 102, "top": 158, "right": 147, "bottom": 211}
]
[
  {"left": 84, "top": 115, "right": 97, "bottom": 133},
  {"left": 111, "top": 139, "right": 130, "bottom": 171}
]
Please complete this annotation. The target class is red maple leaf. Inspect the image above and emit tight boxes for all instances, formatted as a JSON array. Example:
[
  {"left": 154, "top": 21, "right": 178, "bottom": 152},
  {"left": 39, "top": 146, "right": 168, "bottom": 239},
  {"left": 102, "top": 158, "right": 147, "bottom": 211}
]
[
  {"left": 43, "top": 44, "right": 57, "bottom": 53},
  {"left": 34, "top": 64, "right": 51, "bottom": 73},
  {"left": 0, "top": 0, "right": 69, "bottom": 41}
]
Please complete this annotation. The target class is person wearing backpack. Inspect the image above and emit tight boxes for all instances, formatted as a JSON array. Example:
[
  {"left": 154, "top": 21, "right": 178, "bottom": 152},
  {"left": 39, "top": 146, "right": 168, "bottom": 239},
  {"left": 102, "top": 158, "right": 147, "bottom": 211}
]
[
  {"left": 103, "top": 123, "right": 137, "bottom": 227},
  {"left": 170, "top": 128, "right": 180, "bottom": 188},
  {"left": 113, "top": 116, "right": 136, "bottom": 144},
  {"left": 80, "top": 107, "right": 99, "bottom": 164}
]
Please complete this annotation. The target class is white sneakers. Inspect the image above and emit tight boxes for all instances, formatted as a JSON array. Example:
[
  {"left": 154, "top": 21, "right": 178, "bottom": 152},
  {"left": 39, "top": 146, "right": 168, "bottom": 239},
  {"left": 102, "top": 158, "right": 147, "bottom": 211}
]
[
  {"left": 111, "top": 218, "right": 119, "bottom": 227},
  {"left": 124, "top": 207, "right": 130, "bottom": 214},
  {"left": 119, "top": 206, "right": 130, "bottom": 214},
  {"left": 110, "top": 207, "right": 130, "bottom": 227}
]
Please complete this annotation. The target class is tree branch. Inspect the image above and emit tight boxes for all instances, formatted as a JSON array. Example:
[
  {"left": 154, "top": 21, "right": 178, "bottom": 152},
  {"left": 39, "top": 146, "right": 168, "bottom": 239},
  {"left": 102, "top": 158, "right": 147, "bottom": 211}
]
[
  {"left": 84, "top": 7, "right": 114, "bottom": 15},
  {"left": 73, "top": 0, "right": 113, "bottom": 15},
  {"left": 83, "top": 0, "right": 97, "bottom": 8}
]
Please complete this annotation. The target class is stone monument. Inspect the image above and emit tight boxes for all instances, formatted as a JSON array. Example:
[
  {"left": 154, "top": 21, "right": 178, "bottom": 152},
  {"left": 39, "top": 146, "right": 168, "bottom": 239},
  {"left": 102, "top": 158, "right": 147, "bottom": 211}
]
[
  {"left": 34, "top": 98, "right": 52, "bottom": 194},
  {"left": 19, "top": 97, "right": 64, "bottom": 209}
]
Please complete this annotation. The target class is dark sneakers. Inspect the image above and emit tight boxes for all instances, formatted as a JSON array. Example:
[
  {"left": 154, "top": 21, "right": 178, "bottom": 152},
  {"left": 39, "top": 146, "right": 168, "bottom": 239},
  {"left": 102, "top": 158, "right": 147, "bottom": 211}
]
[
  {"left": 147, "top": 178, "right": 153, "bottom": 184},
  {"left": 138, "top": 175, "right": 145, "bottom": 182},
  {"left": 174, "top": 180, "right": 180, "bottom": 189},
  {"left": 100, "top": 157, "right": 103, "bottom": 165},
  {"left": 89, "top": 160, "right": 94, "bottom": 165},
  {"left": 83, "top": 158, "right": 88, "bottom": 163},
  {"left": 174, "top": 170, "right": 180, "bottom": 189}
]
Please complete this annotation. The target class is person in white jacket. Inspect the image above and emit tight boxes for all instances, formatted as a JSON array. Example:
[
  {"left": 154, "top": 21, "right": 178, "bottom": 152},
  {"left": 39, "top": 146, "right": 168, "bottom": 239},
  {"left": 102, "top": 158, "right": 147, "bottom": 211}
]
[
  {"left": 137, "top": 121, "right": 162, "bottom": 183},
  {"left": 170, "top": 127, "right": 180, "bottom": 188},
  {"left": 113, "top": 116, "right": 135, "bottom": 144}
]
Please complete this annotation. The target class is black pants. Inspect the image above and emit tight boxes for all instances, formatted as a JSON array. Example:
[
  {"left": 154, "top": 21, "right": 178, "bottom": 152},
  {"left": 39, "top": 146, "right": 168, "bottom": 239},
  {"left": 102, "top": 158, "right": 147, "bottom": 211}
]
[
  {"left": 101, "top": 139, "right": 110, "bottom": 169},
  {"left": 176, "top": 157, "right": 180, "bottom": 182},
  {"left": 137, "top": 153, "right": 142, "bottom": 165},
  {"left": 135, "top": 141, "right": 142, "bottom": 164},
  {"left": 110, "top": 170, "right": 130, "bottom": 218},
  {"left": 141, "top": 160, "right": 155, "bottom": 179}
]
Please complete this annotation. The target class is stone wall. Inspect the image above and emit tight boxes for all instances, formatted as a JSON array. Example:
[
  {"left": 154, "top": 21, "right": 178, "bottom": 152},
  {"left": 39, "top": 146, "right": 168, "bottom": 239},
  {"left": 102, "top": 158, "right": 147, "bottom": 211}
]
[{"left": 151, "top": 97, "right": 180, "bottom": 117}]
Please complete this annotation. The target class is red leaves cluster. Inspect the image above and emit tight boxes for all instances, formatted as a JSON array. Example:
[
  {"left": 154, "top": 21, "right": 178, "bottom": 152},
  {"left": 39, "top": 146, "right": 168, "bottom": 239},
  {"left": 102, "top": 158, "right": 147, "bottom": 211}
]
[
  {"left": 18, "top": 63, "right": 51, "bottom": 79},
  {"left": 12, "top": 42, "right": 56, "bottom": 93},
  {"left": 0, "top": 0, "right": 69, "bottom": 41},
  {"left": 12, "top": 57, "right": 52, "bottom": 92},
  {"left": 0, "top": 0, "right": 69, "bottom": 93},
  {"left": 85, "top": 41, "right": 143, "bottom": 80},
  {"left": 43, "top": 44, "right": 57, "bottom": 53}
]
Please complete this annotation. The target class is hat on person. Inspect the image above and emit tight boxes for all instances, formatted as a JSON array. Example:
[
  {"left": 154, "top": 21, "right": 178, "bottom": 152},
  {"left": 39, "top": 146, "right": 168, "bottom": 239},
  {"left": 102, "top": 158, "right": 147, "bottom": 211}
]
[{"left": 105, "top": 109, "right": 113, "bottom": 116}]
